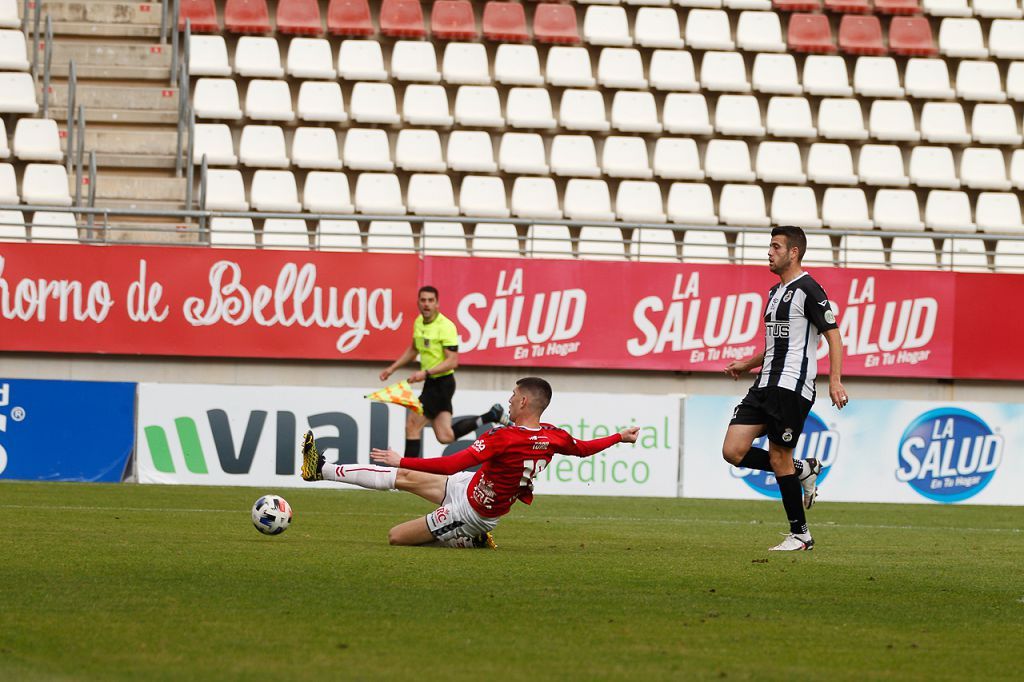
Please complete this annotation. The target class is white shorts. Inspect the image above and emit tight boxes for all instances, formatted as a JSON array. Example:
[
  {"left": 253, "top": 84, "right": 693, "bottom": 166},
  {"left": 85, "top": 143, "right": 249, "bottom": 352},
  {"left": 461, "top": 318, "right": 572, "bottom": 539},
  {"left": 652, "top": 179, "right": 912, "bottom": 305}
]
[{"left": 425, "top": 471, "right": 498, "bottom": 543}]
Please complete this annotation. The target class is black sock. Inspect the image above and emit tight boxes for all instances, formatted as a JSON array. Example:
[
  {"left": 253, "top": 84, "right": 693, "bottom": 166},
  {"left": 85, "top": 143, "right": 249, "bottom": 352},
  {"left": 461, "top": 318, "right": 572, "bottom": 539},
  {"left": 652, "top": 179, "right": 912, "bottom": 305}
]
[
  {"left": 451, "top": 416, "right": 480, "bottom": 439},
  {"left": 404, "top": 438, "right": 421, "bottom": 458},
  {"left": 777, "top": 474, "right": 808, "bottom": 535},
  {"left": 738, "top": 447, "right": 773, "bottom": 472}
]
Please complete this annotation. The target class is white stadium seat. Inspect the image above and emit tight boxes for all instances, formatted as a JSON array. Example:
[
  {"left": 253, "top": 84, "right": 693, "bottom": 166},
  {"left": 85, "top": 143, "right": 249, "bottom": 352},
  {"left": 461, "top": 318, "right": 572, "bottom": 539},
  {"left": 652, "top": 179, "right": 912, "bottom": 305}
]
[
  {"left": 296, "top": 81, "right": 347, "bottom": 122},
  {"left": 407, "top": 174, "right": 458, "bottom": 216},
  {"left": 511, "top": 177, "right": 562, "bottom": 219},
  {"left": 0, "top": 0, "right": 18, "bottom": 28},
  {"left": 291, "top": 127, "right": 342, "bottom": 170},
  {"left": 980, "top": 2, "right": 1024, "bottom": 19},
  {"left": 771, "top": 186, "right": 822, "bottom": 228},
  {"left": 560, "top": 89, "right": 610, "bottom": 131},
  {"left": 454, "top": 86, "right": 505, "bottom": 127},
  {"left": 1013, "top": 149, "right": 1024, "bottom": 189},
  {"left": 686, "top": 9, "right": 734, "bottom": 50},
  {"left": 920, "top": 101, "right": 971, "bottom": 143},
  {"left": 662, "top": 93, "right": 713, "bottom": 135},
  {"left": 546, "top": 47, "right": 596, "bottom": 87},
  {"left": 891, "top": 237, "right": 939, "bottom": 268},
  {"left": 737, "top": 230, "right": 770, "bottom": 264},
  {"left": 976, "top": 192, "right": 1024, "bottom": 233},
  {"left": 869, "top": 100, "right": 920, "bottom": 141},
  {"left": 31, "top": 211, "right": 78, "bottom": 243},
  {"left": 989, "top": 19, "right": 1024, "bottom": 58},
  {"left": 926, "top": 190, "right": 977, "bottom": 232},
  {"left": 752, "top": 53, "right": 802, "bottom": 94},
  {"left": 756, "top": 141, "right": 806, "bottom": 184},
  {"left": 765, "top": 97, "right": 816, "bottom": 138},
  {"left": 0, "top": 209, "right": 25, "bottom": 241},
  {"left": 343, "top": 128, "right": 394, "bottom": 171},
  {"left": 960, "top": 148, "right": 1012, "bottom": 190},
  {"left": 1007, "top": 62, "right": 1024, "bottom": 101},
  {"left": 630, "top": 226, "right": 679, "bottom": 261},
  {"left": 715, "top": 95, "right": 765, "bottom": 136},
  {"left": 446, "top": 130, "right": 496, "bottom": 173},
  {"left": 579, "top": 226, "right": 627, "bottom": 261},
  {"left": 190, "top": 35, "right": 232, "bottom": 76},
  {"left": 0, "top": 119, "right": 8, "bottom": 158},
  {"left": 461, "top": 176, "right": 511, "bottom": 217},
  {"left": 705, "top": 139, "right": 756, "bottom": 182},
  {"left": 802, "top": 55, "right": 853, "bottom": 97},
  {"left": 735, "top": 11, "right": 785, "bottom": 52},
  {"left": 700, "top": 51, "right": 750, "bottom": 92},
  {"left": 250, "top": 170, "right": 301, "bottom": 212},
  {"left": 603, "top": 136, "right": 653, "bottom": 179},
  {"left": 317, "top": 220, "right": 362, "bottom": 251},
  {"left": 840, "top": 235, "right": 886, "bottom": 268},
  {"left": 971, "top": 103, "right": 1023, "bottom": 144},
  {"left": 720, "top": 184, "right": 770, "bottom": 226},
  {"left": 262, "top": 219, "right": 310, "bottom": 249},
  {"left": 904, "top": 58, "right": 955, "bottom": 98},
  {"left": 304, "top": 172, "right": 354, "bottom": 213},
  {"left": 874, "top": 190, "right": 925, "bottom": 231},
  {"left": 13, "top": 119, "right": 62, "bottom": 162},
  {"left": 649, "top": 50, "right": 699, "bottom": 91},
  {"left": 682, "top": 229, "right": 730, "bottom": 263},
  {"left": 472, "top": 223, "right": 520, "bottom": 256},
  {"left": 204, "top": 169, "right": 248, "bottom": 210},
  {"left": 617, "top": 181, "right": 667, "bottom": 223},
  {"left": 442, "top": 43, "right": 490, "bottom": 84},
  {"left": 924, "top": 0, "right": 972, "bottom": 16},
  {"left": 355, "top": 173, "right": 405, "bottom": 215},
  {"left": 349, "top": 82, "right": 400, "bottom": 124},
  {"left": 526, "top": 225, "right": 574, "bottom": 259},
  {"left": 193, "top": 78, "right": 241, "bottom": 120},
  {"left": 817, "top": 99, "right": 868, "bottom": 140},
  {"left": 994, "top": 239, "right": 1024, "bottom": 271},
  {"left": 0, "top": 72, "right": 33, "bottom": 114},
  {"left": 0, "top": 27, "right": 28, "bottom": 70},
  {"left": 654, "top": 138, "right": 704, "bottom": 179},
  {"left": 611, "top": 91, "right": 662, "bottom": 132},
  {"left": 245, "top": 80, "right": 294, "bottom": 121},
  {"left": 0, "top": 163, "right": 18, "bottom": 204},
  {"left": 940, "top": 238, "right": 988, "bottom": 270},
  {"left": 507, "top": 88, "right": 557, "bottom": 129},
  {"left": 598, "top": 48, "right": 648, "bottom": 89},
  {"left": 668, "top": 182, "right": 717, "bottom": 225},
  {"left": 583, "top": 6, "right": 633, "bottom": 46},
  {"left": 391, "top": 41, "right": 440, "bottom": 82},
  {"left": 909, "top": 146, "right": 960, "bottom": 188},
  {"left": 808, "top": 143, "right": 858, "bottom": 185},
  {"left": 499, "top": 132, "right": 549, "bottom": 175},
  {"left": 396, "top": 129, "right": 446, "bottom": 172},
  {"left": 956, "top": 60, "right": 1006, "bottom": 101},
  {"left": 550, "top": 135, "right": 601, "bottom": 177},
  {"left": 422, "top": 223, "right": 468, "bottom": 256},
  {"left": 854, "top": 57, "right": 904, "bottom": 97},
  {"left": 366, "top": 221, "right": 415, "bottom": 252},
  {"left": 234, "top": 36, "right": 283, "bottom": 78},
  {"left": 635, "top": 7, "right": 685, "bottom": 48},
  {"left": 938, "top": 18, "right": 988, "bottom": 57},
  {"left": 822, "top": 188, "right": 873, "bottom": 229},
  {"left": 21, "top": 164, "right": 71, "bottom": 206},
  {"left": 238, "top": 125, "right": 288, "bottom": 167},
  {"left": 286, "top": 37, "right": 336, "bottom": 79},
  {"left": 495, "top": 44, "right": 544, "bottom": 85},
  {"left": 338, "top": 40, "right": 387, "bottom": 80},
  {"left": 402, "top": 85, "right": 453, "bottom": 126},
  {"left": 192, "top": 123, "right": 237, "bottom": 166},
  {"left": 858, "top": 144, "right": 910, "bottom": 187},
  {"left": 564, "top": 179, "right": 616, "bottom": 222}
]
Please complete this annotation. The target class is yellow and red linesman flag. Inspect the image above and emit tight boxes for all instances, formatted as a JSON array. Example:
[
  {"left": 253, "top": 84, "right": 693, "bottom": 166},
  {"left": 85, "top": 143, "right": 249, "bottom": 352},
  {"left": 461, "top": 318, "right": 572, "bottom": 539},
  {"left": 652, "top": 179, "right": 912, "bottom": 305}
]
[{"left": 365, "top": 380, "right": 423, "bottom": 415}]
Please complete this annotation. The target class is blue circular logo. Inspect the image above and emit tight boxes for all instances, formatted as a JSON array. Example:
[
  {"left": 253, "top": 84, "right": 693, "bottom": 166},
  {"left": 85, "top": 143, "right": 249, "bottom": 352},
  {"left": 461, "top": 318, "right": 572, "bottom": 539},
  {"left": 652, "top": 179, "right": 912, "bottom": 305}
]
[
  {"left": 731, "top": 411, "right": 839, "bottom": 499},
  {"left": 896, "top": 408, "right": 1002, "bottom": 503}
]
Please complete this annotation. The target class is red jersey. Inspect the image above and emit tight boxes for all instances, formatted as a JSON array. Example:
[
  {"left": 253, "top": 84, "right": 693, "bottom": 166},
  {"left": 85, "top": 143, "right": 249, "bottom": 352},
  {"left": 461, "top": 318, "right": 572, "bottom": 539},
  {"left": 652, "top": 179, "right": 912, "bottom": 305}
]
[{"left": 399, "top": 425, "right": 623, "bottom": 517}]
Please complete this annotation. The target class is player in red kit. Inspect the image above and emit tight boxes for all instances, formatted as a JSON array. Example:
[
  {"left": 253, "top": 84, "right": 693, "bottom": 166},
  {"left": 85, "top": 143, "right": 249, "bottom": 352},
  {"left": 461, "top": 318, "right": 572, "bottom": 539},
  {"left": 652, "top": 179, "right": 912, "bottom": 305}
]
[{"left": 300, "top": 377, "right": 640, "bottom": 548}]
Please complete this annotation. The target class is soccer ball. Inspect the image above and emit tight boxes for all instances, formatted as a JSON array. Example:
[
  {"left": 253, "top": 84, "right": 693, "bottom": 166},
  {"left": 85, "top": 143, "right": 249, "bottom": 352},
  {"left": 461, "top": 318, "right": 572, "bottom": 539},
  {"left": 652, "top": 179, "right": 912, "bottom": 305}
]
[{"left": 251, "top": 494, "right": 292, "bottom": 535}]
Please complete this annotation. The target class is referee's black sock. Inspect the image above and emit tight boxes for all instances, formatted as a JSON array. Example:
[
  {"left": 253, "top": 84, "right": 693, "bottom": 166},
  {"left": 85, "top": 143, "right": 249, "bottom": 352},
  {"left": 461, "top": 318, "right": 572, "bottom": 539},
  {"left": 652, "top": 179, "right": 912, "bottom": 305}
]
[
  {"left": 738, "top": 447, "right": 773, "bottom": 472},
  {"left": 404, "top": 438, "right": 421, "bottom": 458},
  {"left": 778, "top": 474, "right": 808, "bottom": 536}
]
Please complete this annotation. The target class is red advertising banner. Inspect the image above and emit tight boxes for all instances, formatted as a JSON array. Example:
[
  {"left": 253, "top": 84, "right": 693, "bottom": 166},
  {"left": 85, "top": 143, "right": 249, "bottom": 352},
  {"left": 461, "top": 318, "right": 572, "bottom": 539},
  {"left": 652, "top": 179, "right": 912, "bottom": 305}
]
[
  {"left": 0, "top": 243, "right": 418, "bottom": 360},
  {"left": 952, "top": 272, "right": 1024, "bottom": 381},
  {"left": 420, "top": 257, "right": 959, "bottom": 378}
]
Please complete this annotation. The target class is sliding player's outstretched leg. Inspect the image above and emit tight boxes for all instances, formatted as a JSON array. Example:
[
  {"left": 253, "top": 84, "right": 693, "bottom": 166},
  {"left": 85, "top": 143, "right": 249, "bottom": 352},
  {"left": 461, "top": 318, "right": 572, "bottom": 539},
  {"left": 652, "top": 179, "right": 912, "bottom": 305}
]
[{"left": 300, "top": 430, "right": 324, "bottom": 481}]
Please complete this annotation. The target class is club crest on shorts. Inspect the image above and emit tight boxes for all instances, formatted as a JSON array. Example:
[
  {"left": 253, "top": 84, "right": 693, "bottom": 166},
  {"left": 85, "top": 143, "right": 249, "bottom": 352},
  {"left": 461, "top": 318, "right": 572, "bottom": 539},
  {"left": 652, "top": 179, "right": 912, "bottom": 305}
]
[{"left": 782, "top": 428, "right": 794, "bottom": 443}]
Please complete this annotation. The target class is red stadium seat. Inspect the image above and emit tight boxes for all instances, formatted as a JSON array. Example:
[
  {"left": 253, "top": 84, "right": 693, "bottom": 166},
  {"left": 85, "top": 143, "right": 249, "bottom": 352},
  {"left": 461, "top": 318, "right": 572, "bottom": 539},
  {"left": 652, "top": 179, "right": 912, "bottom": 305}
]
[
  {"left": 787, "top": 13, "right": 837, "bottom": 53},
  {"left": 825, "top": 0, "right": 871, "bottom": 12},
  {"left": 178, "top": 0, "right": 220, "bottom": 32},
  {"left": 874, "top": 0, "right": 921, "bottom": 13},
  {"left": 534, "top": 3, "right": 580, "bottom": 44},
  {"left": 327, "top": 0, "right": 375, "bottom": 36},
  {"left": 277, "top": 0, "right": 322, "bottom": 35},
  {"left": 838, "top": 15, "right": 887, "bottom": 55},
  {"left": 380, "top": 0, "right": 427, "bottom": 38},
  {"left": 225, "top": 0, "right": 272, "bottom": 34},
  {"left": 483, "top": 2, "right": 529, "bottom": 43},
  {"left": 431, "top": 0, "right": 478, "bottom": 40},
  {"left": 773, "top": 0, "right": 822, "bottom": 10},
  {"left": 889, "top": 16, "right": 937, "bottom": 56}
]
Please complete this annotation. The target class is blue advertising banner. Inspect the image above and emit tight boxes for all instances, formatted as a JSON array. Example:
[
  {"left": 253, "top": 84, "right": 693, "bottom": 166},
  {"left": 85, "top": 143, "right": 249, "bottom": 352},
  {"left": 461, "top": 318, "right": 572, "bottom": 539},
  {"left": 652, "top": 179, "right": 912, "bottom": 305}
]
[
  {"left": 0, "top": 378, "right": 136, "bottom": 482},
  {"left": 683, "top": 395, "right": 1023, "bottom": 506}
]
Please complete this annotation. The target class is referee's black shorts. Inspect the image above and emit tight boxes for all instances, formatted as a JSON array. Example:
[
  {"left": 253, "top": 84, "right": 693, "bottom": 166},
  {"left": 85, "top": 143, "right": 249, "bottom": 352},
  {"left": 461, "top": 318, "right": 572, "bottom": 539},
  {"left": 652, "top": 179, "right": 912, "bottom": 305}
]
[
  {"left": 420, "top": 373, "right": 456, "bottom": 419},
  {"left": 730, "top": 386, "right": 813, "bottom": 448}
]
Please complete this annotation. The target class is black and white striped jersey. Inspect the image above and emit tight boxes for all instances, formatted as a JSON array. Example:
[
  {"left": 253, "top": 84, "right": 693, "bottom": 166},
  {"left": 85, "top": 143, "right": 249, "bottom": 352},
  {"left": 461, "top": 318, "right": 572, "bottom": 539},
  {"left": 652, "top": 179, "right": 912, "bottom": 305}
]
[{"left": 755, "top": 272, "right": 838, "bottom": 401}]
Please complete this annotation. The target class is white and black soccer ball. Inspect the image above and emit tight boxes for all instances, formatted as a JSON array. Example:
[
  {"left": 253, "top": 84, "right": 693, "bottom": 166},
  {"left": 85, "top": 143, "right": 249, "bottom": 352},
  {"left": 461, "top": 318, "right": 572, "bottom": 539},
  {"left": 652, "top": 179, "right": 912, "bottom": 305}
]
[{"left": 251, "top": 494, "right": 292, "bottom": 535}]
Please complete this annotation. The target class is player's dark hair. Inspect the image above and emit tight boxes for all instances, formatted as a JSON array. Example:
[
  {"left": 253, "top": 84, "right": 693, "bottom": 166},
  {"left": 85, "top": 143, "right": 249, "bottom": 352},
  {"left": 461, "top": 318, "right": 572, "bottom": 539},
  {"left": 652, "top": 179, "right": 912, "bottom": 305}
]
[
  {"left": 771, "top": 225, "right": 807, "bottom": 262},
  {"left": 418, "top": 285, "right": 439, "bottom": 299},
  {"left": 516, "top": 377, "right": 552, "bottom": 412}
]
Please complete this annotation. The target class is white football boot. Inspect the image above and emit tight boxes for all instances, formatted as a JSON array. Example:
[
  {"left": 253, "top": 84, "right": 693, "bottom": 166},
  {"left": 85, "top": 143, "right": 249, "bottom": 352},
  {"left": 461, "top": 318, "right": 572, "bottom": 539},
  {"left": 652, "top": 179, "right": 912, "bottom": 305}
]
[
  {"left": 769, "top": 533, "right": 814, "bottom": 551},
  {"left": 798, "top": 458, "right": 822, "bottom": 510}
]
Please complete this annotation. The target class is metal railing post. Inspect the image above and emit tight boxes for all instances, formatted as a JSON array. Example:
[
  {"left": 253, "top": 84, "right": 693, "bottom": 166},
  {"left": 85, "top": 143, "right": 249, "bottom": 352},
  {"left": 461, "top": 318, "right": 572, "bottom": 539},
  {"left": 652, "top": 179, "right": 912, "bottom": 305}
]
[
  {"left": 175, "top": 60, "right": 187, "bottom": 177},
  {"left": 160, "top": 0, "right": 169, "bottom": 45},
  {"left": 185, "top": 110, "right": 195, "bottom": 210},
  {"left": 65, "top": 60, "right": 77, "bottom": 174},
  {"left": 74, "top": 104, "right": 85, "bottom": 207},
  {"left": 42, "top": 15, "right": 52, "bottom": 117},
  {"left": 170, "top": 0, "right": 180, "bottom": 86},
  {"left": 87, "top": 151, "right": 97, "bottom": 237},
  {"left": 30, "top": 0, "right": 41, "bottom": 85},
  {"left": 21, "top": 0, "right": 28, "bottom": 32},
  {"left": 199, "top": 155, "right": 208, "bottom": 240}
]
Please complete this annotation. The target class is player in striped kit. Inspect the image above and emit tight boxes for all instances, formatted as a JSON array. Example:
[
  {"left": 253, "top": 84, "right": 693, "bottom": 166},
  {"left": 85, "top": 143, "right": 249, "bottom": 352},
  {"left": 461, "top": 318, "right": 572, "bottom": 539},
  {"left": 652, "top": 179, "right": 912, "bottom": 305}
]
[
  {"left": 721, "top": 225, "right": 849, "bottom": 551},
  {"left": 301, "top": 377, "right": 639, "bottom": 548}
]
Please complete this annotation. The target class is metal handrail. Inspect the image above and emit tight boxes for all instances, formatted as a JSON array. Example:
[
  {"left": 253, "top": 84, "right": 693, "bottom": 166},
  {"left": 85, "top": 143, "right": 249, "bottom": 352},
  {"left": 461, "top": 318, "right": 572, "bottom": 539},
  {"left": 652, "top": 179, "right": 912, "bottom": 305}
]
[
  {"left": 160, "top": 0, "right": 169, "bottom": 45},
  {"left": 185, "top": 111, "right": 196, "bottom": 209},
  {"left": 74, "top": 104, "right": 85, "bottom": 207},
  {"left": 29, "top": 0, "right": 40, "bottom": 85},
  {"left": 175, "top": 21, "right": 191, "bottom": 177},
  {"left": 198, "top": 154, "right": 209, "bottom": 237},
  {"left": 87, "top": 151, "right": 97, "bottom": 235},
  {"left": 170, "top": 0, "right": 180, "bottom": 86},
  {"left": 41, "top": 15, "right": 52, "bottom": 117},
  {"left": 64, "top": 60, "right": 76, "bottom": 174}
]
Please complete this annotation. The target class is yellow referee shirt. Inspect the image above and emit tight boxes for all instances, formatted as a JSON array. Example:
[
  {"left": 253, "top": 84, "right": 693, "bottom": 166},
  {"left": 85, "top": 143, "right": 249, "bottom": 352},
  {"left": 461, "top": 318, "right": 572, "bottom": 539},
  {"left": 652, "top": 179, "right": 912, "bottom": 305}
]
[{"left": 414, "top": 313, "right": 459, "bottom": 377}]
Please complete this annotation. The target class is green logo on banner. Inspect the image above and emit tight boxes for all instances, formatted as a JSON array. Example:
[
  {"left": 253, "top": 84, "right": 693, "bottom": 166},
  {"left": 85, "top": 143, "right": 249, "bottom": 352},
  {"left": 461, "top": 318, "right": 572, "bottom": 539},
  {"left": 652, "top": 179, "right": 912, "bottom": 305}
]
[{"left": 144, "top": 417, "right": 208, "bottom": 474}]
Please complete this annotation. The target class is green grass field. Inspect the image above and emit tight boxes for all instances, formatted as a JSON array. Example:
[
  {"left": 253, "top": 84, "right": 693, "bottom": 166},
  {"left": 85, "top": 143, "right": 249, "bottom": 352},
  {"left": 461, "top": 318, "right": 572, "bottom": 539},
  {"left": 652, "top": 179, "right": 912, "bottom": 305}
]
[{"left": 2, "top": 481, "right": 1022, "bottom": 681}]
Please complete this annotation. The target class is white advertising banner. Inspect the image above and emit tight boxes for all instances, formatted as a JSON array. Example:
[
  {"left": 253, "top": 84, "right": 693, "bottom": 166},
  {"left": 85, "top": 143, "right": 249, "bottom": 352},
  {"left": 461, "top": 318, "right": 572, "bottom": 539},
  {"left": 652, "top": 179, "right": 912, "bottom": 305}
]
[
  {"left": 136, "top": 383, "right": 680, "bottom": 497},
  {"left": 683, "top": 395, "right": 1023, "bottom": 506}
]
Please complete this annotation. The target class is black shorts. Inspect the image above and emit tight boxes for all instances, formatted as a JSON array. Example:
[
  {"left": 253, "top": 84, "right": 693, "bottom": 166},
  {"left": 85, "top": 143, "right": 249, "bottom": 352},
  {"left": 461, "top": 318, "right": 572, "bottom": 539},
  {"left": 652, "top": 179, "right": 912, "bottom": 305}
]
[
  {"left": 420, "top": 373, "right": 456, "bottom": 419},
  {"left": 730, "top": 386, "right": 813, "bottom": 448}
]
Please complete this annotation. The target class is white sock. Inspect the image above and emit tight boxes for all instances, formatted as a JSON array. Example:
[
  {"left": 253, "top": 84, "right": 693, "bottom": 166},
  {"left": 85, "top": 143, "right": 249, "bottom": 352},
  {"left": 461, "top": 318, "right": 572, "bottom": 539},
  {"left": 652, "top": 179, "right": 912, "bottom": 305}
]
[{"left": 322, "top": 464, "right": 397, "bottom": 490}]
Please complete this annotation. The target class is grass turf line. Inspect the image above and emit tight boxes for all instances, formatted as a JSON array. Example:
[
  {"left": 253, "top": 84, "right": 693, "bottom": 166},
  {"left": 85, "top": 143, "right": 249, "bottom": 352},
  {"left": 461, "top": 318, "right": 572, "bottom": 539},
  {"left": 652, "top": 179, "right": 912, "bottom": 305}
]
[{"left": 1, "top": 481, "right": 1022, "bottom": 681}]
